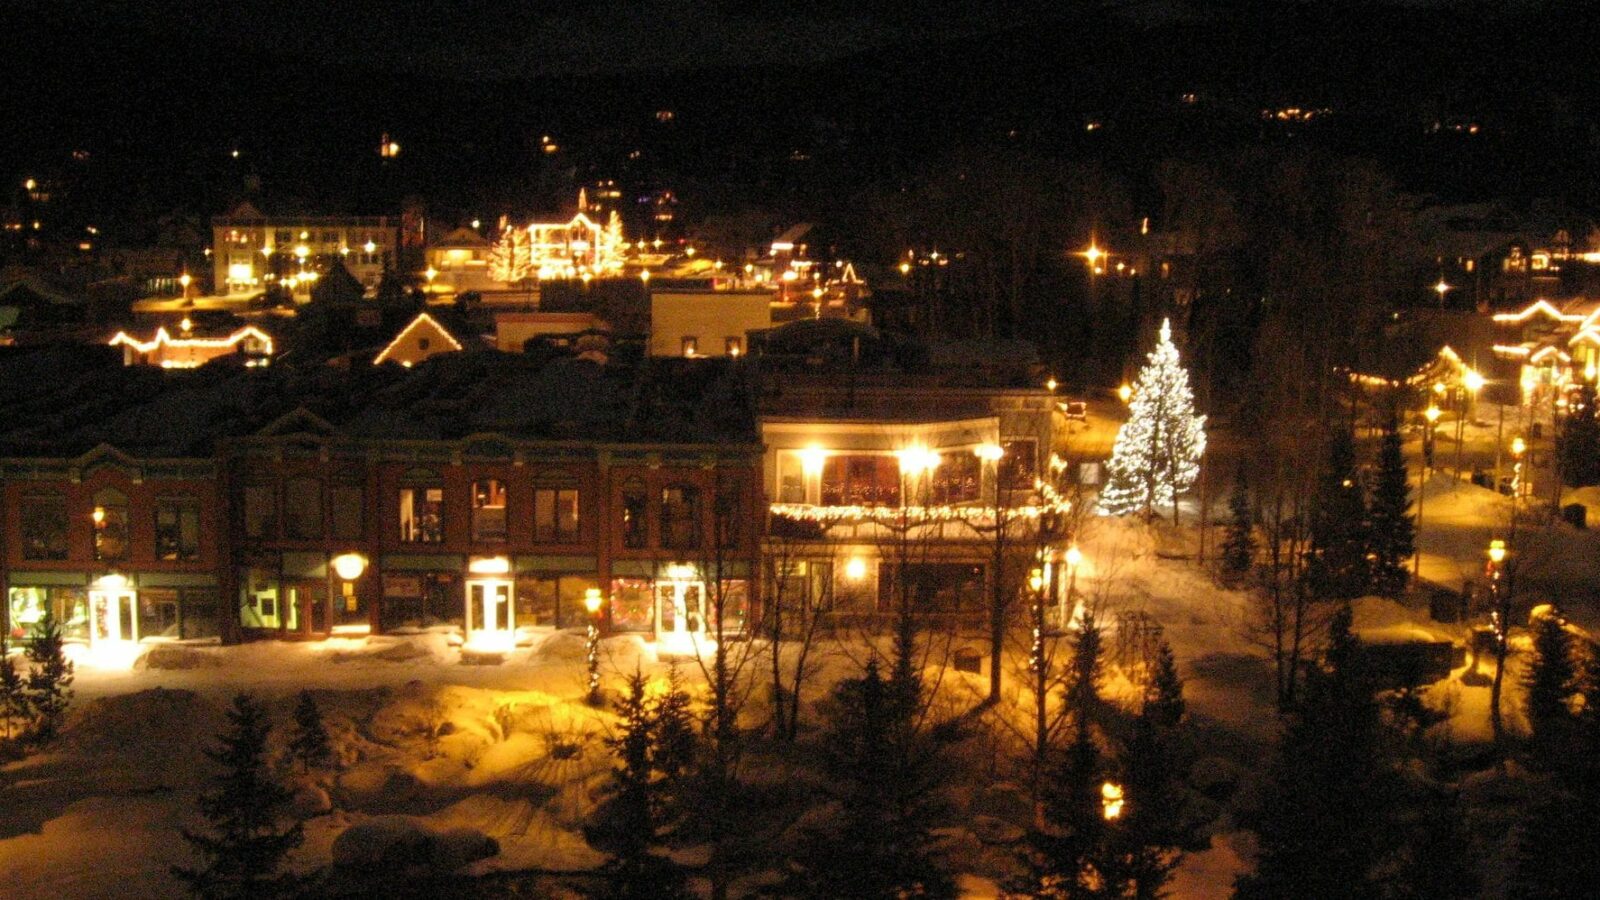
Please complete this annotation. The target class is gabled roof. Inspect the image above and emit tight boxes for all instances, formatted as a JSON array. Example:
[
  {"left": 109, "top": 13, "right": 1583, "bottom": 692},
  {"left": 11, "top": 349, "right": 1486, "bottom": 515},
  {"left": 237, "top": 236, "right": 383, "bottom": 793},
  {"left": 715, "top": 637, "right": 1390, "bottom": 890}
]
[
  {"left": 255, "top": 407, "right": 337, "bottom": 438},
  {"left": 432, "top": 226, "right": 490, "bottom": 248},
  {"left": 374, "top": 312, "right": 465, "bottom": 366}
]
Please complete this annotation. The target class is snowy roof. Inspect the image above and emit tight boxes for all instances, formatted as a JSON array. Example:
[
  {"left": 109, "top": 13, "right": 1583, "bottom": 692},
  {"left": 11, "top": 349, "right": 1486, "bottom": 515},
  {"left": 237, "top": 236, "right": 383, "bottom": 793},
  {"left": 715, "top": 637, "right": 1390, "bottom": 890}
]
[{"left": 0, "top": 351, "right": 759, "bottom": 458}]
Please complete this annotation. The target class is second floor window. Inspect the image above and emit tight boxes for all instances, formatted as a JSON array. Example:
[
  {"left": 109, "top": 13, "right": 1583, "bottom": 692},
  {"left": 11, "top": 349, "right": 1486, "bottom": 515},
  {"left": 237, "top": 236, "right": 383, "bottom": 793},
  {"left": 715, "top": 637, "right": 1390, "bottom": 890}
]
[
  {"left": 661, "top": 484, "right": 701, "bottom": 551},
  {"left": 999, "top": 439, "right": 1038, "bottom": 490},
  {"left": 621, "top": 480, "right": 647, "bottom": 549},
  {"left": 92, "top": 488, "right": 130, "bottom": 561},
  {"left": 400, "top": 485, "right": 444, "bottom": 543},
  {"left": 155, "top": 497, "right": 202, "bottom": 561},
  {"left": 330, "top": 483, "right": 364, "bottom": 541},
  {"left": 472, "top": 479, "right": 507, "bottom": 542},
  {"left": 20, "top": 495, "right": 68, "bottom": 561},
  {"left": 821, "top": 455, "right": 901, "bottom": 507},
  {"left": 931, "top": 452, "right": 980, "bottom": 504},
  {"left": 534, "top": 487, "right": 580, "bottom": 543},
  {"left": 242, "top": 483, "right": 277, "bottom": 540},
  {"left": 283, "top": 477, "right": 324, "bottom": 540}
]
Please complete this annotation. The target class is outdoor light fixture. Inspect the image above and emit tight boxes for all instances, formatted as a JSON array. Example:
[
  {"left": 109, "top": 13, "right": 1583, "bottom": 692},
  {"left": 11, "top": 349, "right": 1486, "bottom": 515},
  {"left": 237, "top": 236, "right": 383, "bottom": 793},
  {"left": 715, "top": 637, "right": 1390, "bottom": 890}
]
[
  {"left": 1488, "top": 539, "right": 1507, "bottom": 565},
  {"left": 844, "top": 557, "right": 868, "bottom": 581},
  {"left": 799, "top": 446, "right": 830, "bottom": 476},
  {"left": 1101, "top": 782, "right": 1125, "bottom": 820},
  {"left": 1463, "top": 369, "right": 1485, "bottom": 393},
  {"left": 468, "top": 556, "right": 511, "bottom": 575},
  {"left": 1118, "top": 384, "right": 1133, "bottom": 403},
  {"left": 1512, "top": 436, "right": 1526, "bottom": 456},
  {"left": 584, "top": 588, "right": 604, "bottom": 704},
  {"left": 974, "top": 443, "right": 1005, "bottom": 463},
  {"left": 331, "top": 553, "right": 367, "bottom": 581},
  {"left": 1425, "top": 406, "right": 1441, "bottom": 423},
  {"left": 584, "top": 588, "right": 603, "bottom": 616}
]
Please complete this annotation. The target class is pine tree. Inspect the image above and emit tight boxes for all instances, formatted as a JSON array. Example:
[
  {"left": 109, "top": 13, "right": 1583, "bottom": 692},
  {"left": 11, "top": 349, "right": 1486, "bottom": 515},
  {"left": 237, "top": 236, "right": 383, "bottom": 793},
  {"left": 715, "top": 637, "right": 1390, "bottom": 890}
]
[
  {"left": 1524, "top": 609, "right": 1578, "bottom": 749},
  {"left": 488, "top": 219, "right": 532, "bottom": 284},
  {"left": 1367, "top": 408, "right": 1415, "bottom": 597},
  {"left": 1107, "top": 713, "right": 1188, "bottom": 899},
  {"left": 1304, "top": 429, "right": 1370, "bottom": 600},
  {"left": 1099, "top": 319, "right": 1207, "bottom": 520},
  {"left": 1220, "top": 465, "right": 1256, "bottom": 585},
  {"left": 0, "top": 637, "right": 31, "bottom": 743},
  {"left": 1510, "top": 641, "right": 1600, "bottom": 900},
  {"left": 587, "top": 670, "right": 688, "bottom": 900},
  {"left": 1143, "top": 639, "right": 1185, "bottom": 729},
  {"left": 173, "top": 693, "right": 303, "bottom": 899},
  {"left": 287, "top": 690, "right": 333, "bottom": 774},
  {"left": 787, "top": 659, "right": 953, "bottom": 899},
  {"left": 24, "top": 611, "right": 73, "bottom": 740},
  {"left": 650, "top": 661, "right": 697, "bottom": 787},
  {"left": 1558, "top": 381, "right": 1600, "bottom": 488},
  {"left": 1064, "top": 611, "right": 1107, "bottom": 740},
  {"left": 1238, "top": 605, "right": 1390, "bottom": 899}
]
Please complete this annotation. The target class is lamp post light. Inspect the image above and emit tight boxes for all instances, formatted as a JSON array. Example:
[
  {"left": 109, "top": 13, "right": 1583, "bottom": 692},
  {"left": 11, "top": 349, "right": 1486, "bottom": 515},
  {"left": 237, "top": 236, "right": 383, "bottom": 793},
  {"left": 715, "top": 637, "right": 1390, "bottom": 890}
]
[
  {"left": 178, "top": 272, "right": 192, "bottom": 303},
  {"left": 1415, "top": 406, "right": 1441, "bottom": 577},
  {"left": 584, "top": 588, "right": 604, "bottom": 705},
  {"left": 1433, "top": 278, "right": 1451, "bottom": 308},
  {"left": 1486, "top": 538, "right": 1510, "bottom": 743},
  {"left": 425, "top": 267, "right": 438, "bottom": 298},
  {"left": 1062, "top": 543, "right": 1083, "bottom": 630}
]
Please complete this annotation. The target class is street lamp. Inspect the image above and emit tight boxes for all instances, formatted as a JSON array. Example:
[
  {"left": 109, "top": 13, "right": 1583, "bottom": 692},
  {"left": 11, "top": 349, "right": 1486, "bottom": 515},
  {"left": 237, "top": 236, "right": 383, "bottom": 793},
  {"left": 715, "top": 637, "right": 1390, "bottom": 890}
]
[
  {"left": 1118, "top": 383, "right": 1133, "bottom": 404},
  {"left": 1101, "top": 781, "right": 1125, "bottom": 820},
  {"left": 424, "top": 267, "right": 438, "bottom": 298},
  {"left": 178, "top": 272, "right": 192, "bottom": 302},
  {"left": 1433, "top": 278, "right": 1451, "bottom": 307},
  {"left": 1486, "top": 536, "right": 1510, "bottom": 742},
  {"left": 1062, "top": 543, "right": 1083, "bottom": 629},
  {"left": 584, "top": 588, "right": 603, "bottom": 705}
]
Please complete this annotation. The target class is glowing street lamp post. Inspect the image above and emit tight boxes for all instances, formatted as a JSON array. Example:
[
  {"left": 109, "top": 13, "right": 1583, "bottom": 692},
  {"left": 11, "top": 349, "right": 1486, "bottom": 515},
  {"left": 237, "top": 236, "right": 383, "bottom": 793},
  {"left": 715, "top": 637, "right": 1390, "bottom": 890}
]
[
  {"left": 1415, "top": 405, "right": 1441, "bottom": 577},
  {"left": 1062, "top": 543, "right": 1083, "bottom": 630},
  {"left": 584, "top": 588, "right": 604, "bottom": 705},
  {"left": 1486, "top": 538, "right": 1510, "bottom": 743}
]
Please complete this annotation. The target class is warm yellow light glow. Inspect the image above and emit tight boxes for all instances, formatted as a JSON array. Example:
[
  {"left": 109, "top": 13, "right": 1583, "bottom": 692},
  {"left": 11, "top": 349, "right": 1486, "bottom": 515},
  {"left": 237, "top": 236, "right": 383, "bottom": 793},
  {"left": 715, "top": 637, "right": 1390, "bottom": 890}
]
[
  {"left": 1463, "top": 369, "right": 1485, "bottom": 393},
  {"left": 294, "top": 244, "right": 309, "bottom": 260},
  {"left": 1511, "top": 436, "right": 1527, "bottom": 456},
  {"left": 1046, "top": 377, "right": 1058, "bottom": 392},
  {"left": 1488, "top": 539, "right": 1507, "bottom": 564},
  {"left": 92, "top": 506, "right": 106, "bottom": 525},
  {"left": 179, "top": 317, "right": 193, "bottom": 333},
  {"left": 1434, "top": 278, "right": 1451, "bottom": 297},
  {"left": 95, "top": 572, "right": 127, "bottom": 591},
  {"left": 373, "top": 312, "right": 464, "bottom": 366},
  {"left": 178, "top": 273, "right": 192, "bottom": 289},
  {"left": 468, "top": 556, "right": 511, "bottom": 575},
  {"left": 640, "top": 269, "right": 651, "bottom": 283},
  {"left": 110, "top": 325, "right": 276, "bottom": 360},
  {"left": 1066, "top": 544, "right": 1083, "bottom": 568},
  {"left": 331, "top": 553, "right": 368, "bottom": 581},
  {"left": 1118, "top": 383, "right": 1133, "bottom": 403},
  {"left": 799, "top": 446, "right": 830, "bottom": 476},
  {"left": 1433, "top": 381, "right": 1446, "bottom": 395},
  {"left": 896, "top": 446, "right": 942, "bottom": 475},
  {"left": 1102, "top": 782, "right": 1125, "bottom": 820},
  {"left": 844, "top": 557, "right": 868, "bottom": 581},
  {"left": 363, "top": 240, "right": 377, "bottom": 254},
  {"left": 1084, "top": 244, "right": 1104, "bottom": 265},
  {"left": 584, "top": 588, "right": 603, "bottom": 615},
  {"left": 1425, "top": 405, "right": 1441, "bottom": 423},
  {"left": 1028, "top": 568, "right": 1044, "bottom": 591},
  {"left": 425, "top": 267, "right": 438, "bottom": 282},
  {"left": 974, "top": 443, "right": 1005, "bottom": 463},
  {"left": 898, "top": 262, "right": 911, "bottom": 275},
  {"left": 664, "top": 563, "right": 697, "bottom": 582}
]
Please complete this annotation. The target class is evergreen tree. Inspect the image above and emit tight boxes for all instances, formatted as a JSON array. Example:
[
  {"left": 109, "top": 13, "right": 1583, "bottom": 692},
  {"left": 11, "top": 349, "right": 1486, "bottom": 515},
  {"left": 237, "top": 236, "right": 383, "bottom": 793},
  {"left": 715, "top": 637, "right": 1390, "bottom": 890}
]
[
  {"left": 286, "top": 690, "right": 333, "bottom": 774},
  {"left": 173, "top": 693, "right": 303, "bottom": 899},
  {"left": 24, "top": 611, "right": 73, "bottom": 740},
  {"left": 1143, "top": 639, "right": 1185, "bottom": 729},
  {"left": 1064, "top": 611, "right": 1107, "bottom": 740},
  {"left": 1304, "top": 429, "right": 1370, "bottom": 600},
  {"left": 1099, "top": 319, "right": 1207, "bottom": 520},
  {"left": 1238, "top": 605, "right": 1390, "bottom": 899},
  {"left": 1523, "top": 609, "right": 1578, "bottom": 750},
  {"left": 1367, "top": 408, "right": 1415, "bottom": 597},
  {"left": 1220, "top": 465, "right": 1256, "bottom": 585},
  {"left": 0, "top": 637, "right": 31, "bottom": 743},
  {"left": 1510, "top": 641, "right": 1600, "bottom": 900},
  {"left": 586, "top": 670, "right": 688, "bottom": 900},
  {"left": 1558, "top": 382, "right": 1600, "bottom": 488},
  {"left": 650, "top": 661, "right": 697, "bottom": 787},
  {"left": 787, "top": 659, "right": 952, "bottom": 899},
  {"left": 1107, "top": 714, "right": 1188, "bottom": 899}
]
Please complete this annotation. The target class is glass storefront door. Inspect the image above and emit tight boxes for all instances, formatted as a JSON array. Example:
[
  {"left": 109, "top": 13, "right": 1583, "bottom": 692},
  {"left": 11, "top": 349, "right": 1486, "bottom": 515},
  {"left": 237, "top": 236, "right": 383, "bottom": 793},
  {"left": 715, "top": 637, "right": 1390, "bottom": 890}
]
[
  {"left": 465, "top": 578, "right": 513, "bottom": 651},
  {"left": 88, "top": 589, "right": 139, "bottom": 645},
  {"left": 655, "top": 578, "right": 706, "bottom": 653}
]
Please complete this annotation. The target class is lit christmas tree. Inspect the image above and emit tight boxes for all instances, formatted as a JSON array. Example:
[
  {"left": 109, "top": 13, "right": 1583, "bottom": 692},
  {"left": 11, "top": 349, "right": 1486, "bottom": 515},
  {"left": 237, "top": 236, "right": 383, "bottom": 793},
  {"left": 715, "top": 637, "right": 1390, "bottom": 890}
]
[
  {"left": 488, "top": 217, "right": 532, "bottom": 283},
  {"left": 1099, "top": 319, "right": 1207, "bottom": 520}
]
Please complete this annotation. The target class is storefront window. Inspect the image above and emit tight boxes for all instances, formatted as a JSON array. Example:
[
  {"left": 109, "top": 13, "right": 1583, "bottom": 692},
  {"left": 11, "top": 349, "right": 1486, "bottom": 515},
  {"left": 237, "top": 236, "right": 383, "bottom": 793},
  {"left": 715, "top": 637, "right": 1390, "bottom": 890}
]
[
  {"left": 472, "top": 479, "right": 508, "bottom": 542},
  {"left": 7, "top": 587, "right": 89, "bottom": 643},
  {"left": 92, "top": 488, "right": 130, "bottom": 562},
  {"left": 380, "top": 571, "right": 459, "bottom": 631},
  {"left": 877, "top": 562, "right": 985, "bottom": 614},
  {"left": 155, "top": 497, "right": 202, "bottom": 561},
  {"left": 19, "top": 495, "right": 68, "bottom": 560},
  {"left": 283, "top": 477, "right": 324, "bottom": 540},
  {"left": 515, "top": 574, "right": 598, "bottom": 629},
  {"left": 238, "top": 568, "right": 281, "bottom": 629},
  {"left": 931, "top": 452, "right": 980, "bottom": 504},
  {"left": 608, "top": 578, "right": 654, "bottom": 632}
]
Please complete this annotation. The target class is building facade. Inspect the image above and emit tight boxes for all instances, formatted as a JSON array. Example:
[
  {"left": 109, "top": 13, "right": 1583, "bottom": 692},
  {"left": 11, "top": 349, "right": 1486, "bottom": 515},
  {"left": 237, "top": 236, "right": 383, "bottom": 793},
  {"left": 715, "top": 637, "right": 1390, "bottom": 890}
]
[{"left": 211, "top": 202, "right": 398, "bottom": 296}]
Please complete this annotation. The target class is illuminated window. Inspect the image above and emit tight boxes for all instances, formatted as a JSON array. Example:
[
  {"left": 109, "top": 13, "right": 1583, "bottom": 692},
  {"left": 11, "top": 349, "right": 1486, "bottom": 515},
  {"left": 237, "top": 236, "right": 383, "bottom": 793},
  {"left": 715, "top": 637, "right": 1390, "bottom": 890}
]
[
  {"left": 399, "top": 470, "right": 444, "bottom": 543},
  {"left": 19, "top": 495, "right": 68, "bottom": 561},
  {"left": 92, "top": 488, "right": 130, "bottom": 561},
  {"left": 725, "top": 337, "right": 742, "bottom": 356},
  {"left": 821, "top": 456, "right": 901, "bottom": 507},
  {"left": 155, "top": 497, "right": 201, "bottom": 561},
  {"left": 661, "top": 484, "right": 701, "bottom": 550},
  {"left": 472, "top": 479, "right": 508, "bottom": 542},
  {"left": 681, "top": 336, "right": 699, "bottom": 357},
  {"left": 931, "top": 452, "right": 980, "bottom": 504}
]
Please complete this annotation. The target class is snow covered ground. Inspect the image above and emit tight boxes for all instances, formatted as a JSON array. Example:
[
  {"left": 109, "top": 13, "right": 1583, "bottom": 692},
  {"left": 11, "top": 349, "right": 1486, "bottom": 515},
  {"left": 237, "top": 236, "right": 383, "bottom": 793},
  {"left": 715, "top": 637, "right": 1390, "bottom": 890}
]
[{"left": 1, "top": 503, "right": 1592, "bottom": 897}]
